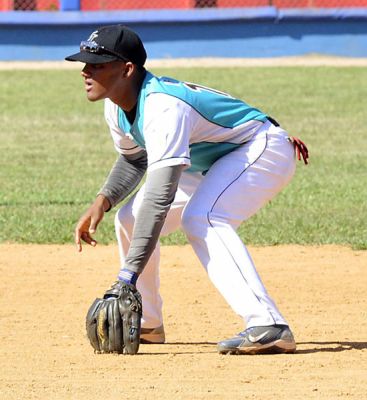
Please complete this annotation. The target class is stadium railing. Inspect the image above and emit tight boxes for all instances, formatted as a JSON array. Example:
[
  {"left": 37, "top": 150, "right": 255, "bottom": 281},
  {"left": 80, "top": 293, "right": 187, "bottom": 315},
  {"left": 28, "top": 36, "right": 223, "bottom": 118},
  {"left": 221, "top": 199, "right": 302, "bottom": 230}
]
[{"left": 1, "top": 0, "right": 367, "bottom": 12}]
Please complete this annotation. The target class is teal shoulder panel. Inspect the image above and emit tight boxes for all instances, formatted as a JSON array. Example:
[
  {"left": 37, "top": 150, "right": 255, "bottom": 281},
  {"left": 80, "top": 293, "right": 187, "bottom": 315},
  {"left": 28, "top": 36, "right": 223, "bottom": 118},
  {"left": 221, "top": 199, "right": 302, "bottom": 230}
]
[{"left": 143, "top": 73, "right": 267, "bottom": 128}]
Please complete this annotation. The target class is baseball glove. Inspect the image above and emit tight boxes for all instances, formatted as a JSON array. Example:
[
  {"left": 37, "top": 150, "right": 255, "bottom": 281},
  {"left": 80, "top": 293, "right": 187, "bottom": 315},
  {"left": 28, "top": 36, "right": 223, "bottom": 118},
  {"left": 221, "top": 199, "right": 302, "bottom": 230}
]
[{"left": 86, "top": 281, "right": 142, "bottom": 354}]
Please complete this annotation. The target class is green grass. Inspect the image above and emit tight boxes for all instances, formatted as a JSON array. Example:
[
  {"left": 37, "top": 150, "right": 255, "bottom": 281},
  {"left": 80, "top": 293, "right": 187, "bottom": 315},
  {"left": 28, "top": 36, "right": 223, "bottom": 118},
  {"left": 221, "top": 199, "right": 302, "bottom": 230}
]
[{"left": 0, "top": 67, "right": 366, "bottom": 249}]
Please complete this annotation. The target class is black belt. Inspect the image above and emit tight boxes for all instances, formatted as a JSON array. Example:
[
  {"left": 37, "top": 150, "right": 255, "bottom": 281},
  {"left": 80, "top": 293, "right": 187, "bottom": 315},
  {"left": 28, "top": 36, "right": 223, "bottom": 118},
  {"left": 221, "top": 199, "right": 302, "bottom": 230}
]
[{"left": 267, "top": 116, "right": 280, "bottom": 127}]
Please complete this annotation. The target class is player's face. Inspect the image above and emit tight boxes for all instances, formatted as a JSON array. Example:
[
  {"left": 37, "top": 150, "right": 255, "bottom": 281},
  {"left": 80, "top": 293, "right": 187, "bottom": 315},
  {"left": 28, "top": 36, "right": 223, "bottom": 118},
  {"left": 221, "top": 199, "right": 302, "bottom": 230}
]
[{"left": 81, "top": 61, "right": 125, "bottom": 102}]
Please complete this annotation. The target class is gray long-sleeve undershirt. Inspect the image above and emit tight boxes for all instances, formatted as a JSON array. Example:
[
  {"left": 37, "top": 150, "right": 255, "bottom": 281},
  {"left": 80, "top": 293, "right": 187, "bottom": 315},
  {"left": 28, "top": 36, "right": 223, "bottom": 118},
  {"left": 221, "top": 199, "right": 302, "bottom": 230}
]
[
  {"left": 124, "top": 165, "right": 183, "bottom": 274},
  {"left": 98, "top": 150, "right": 184, "bottom": 274},
  {"left": 98, "top": 150, "right": 147, "bottom": 210}
]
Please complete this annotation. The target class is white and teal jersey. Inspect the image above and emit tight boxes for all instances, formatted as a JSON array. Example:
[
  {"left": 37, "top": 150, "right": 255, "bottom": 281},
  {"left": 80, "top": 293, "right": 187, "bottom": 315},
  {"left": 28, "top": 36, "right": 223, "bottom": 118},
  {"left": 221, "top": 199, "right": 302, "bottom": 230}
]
[{"left": 105, "top": 71, "right": 268, "bottom": 173}]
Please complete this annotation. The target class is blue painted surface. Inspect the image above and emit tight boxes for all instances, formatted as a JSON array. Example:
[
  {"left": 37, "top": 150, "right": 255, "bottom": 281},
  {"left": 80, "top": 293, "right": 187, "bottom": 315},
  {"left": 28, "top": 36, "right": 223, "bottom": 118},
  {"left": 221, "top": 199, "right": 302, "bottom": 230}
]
[
  {"left": 60, "top": 0, "right": 80, "bottom": 12},
  {"left": 0, "top": 8, "right": 366, "bottom": 60}
]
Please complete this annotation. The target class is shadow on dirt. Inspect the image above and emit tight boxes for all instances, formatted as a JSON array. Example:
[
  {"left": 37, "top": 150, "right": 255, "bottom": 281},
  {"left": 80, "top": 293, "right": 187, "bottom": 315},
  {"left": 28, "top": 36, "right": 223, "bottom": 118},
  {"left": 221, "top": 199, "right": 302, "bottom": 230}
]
[
  {"left": 296, "top": 341, "right": 367, "bottom": 354},
  {"left": 138, "top": 341, "right": 367, "bottom": 355}
]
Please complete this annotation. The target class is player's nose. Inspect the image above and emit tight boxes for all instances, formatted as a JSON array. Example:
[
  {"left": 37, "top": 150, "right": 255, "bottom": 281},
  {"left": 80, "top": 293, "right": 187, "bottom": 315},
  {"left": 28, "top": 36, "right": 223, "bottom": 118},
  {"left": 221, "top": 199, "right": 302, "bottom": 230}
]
[{"left": 81, "top": 64, "right": 91, "bottom": 78}]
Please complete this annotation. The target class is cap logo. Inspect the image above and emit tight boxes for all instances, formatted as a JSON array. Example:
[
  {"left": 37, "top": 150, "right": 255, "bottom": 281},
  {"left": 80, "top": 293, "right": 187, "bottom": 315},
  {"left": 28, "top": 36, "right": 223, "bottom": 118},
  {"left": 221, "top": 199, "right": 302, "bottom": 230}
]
[{"left": 87, "top": 31, "right": 99, "bottom": 42}]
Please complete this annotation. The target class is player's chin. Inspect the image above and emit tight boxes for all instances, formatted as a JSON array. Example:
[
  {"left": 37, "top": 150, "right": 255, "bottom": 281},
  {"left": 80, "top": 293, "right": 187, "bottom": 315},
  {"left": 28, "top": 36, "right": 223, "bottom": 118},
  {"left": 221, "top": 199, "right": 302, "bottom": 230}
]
[{"left": 86, "top": 91, "right": 103, "bottom": 102}]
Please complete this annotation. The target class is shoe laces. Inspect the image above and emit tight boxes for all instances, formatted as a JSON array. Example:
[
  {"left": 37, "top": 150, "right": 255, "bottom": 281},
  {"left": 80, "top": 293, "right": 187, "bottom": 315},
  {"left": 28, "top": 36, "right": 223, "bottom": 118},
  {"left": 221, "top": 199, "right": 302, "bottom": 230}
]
[{"left": 238, "top": 327, "right": 256, "bottom": 337}]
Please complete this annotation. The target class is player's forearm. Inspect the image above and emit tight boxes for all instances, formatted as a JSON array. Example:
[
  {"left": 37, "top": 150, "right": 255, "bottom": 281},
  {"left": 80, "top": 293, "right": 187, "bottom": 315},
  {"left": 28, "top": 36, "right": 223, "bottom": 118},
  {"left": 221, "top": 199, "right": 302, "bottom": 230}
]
[
  {"left": 124, "top": 165, "right": 184, "bottom": 274},
  {"left": 94, "top": 193, "right": 112, "bottom": 212},
  {"left": 98, "top": 150, "right": 147, "bottom": 210}
]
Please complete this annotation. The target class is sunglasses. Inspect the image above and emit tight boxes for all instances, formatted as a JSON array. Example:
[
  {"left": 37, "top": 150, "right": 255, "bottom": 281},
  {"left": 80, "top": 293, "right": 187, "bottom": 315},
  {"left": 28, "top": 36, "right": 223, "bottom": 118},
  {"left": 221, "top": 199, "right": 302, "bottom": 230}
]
[{"left": 80, "top": 40, "right": 128, "bottom": 62}]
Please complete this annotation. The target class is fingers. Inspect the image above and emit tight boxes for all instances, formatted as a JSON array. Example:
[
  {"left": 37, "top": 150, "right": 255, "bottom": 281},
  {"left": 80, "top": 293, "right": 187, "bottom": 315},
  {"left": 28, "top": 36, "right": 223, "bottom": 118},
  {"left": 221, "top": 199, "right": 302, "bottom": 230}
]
[
  {"left": 89, "top": 216, "right": 99, "bottom": 235},
  {"left": 75, "top": 224, "right": 83, "bottom": 252},
  {"left": 296, "top": 140, "right": 309, "bottom": 165},
  {"left": 74, "top": 199, "right": 106, "bottom": 252},
  {"left": 75, "top": 230, "right": 97, "bottom": 252},
  {"left": 290, "top": 136, "right": 309, "bottom": 165},
  {"left": 75, "top": 217, "right": 98, "bottom": 252},
  {"left": 75, "top": 236, "right": 82, "bottom": 253},
  {"left": 82, "top": 232, "right": 97, "bottom": 247},
  {"left": 296, "top": 147, "right": 301, "bottom": 161}
]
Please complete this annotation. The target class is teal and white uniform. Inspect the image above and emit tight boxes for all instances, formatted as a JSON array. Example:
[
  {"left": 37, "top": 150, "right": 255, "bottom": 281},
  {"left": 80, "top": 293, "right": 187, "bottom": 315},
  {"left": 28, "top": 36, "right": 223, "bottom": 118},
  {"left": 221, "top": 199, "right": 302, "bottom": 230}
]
[
  {"left": 106, "top": 71, "right": 267, "bottom": 173},
  {"left": 105, "top": 72, "right": 297, "bottom": 331}
]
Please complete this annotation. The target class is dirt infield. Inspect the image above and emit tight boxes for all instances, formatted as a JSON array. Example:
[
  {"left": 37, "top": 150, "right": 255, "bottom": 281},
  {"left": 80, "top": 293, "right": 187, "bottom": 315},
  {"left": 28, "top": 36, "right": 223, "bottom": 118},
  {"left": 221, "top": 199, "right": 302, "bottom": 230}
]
[{"left": 0, "top": 244, "right": 366, "bottom": 399}]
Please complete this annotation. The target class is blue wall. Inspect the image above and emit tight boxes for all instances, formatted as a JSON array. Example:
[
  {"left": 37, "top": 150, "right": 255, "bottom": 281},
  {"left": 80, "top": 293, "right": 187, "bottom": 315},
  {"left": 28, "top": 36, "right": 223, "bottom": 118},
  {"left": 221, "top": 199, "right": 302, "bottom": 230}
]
[{"left": 0, "top": 8, "right": 366, "bottom": 60}]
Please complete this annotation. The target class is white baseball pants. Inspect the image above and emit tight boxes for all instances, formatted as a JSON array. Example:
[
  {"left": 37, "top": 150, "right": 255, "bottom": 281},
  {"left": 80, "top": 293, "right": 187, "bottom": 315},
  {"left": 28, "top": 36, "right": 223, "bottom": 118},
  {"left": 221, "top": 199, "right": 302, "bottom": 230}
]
[{"left": 115, "top": 121, "right": 296, "bottom": 329}]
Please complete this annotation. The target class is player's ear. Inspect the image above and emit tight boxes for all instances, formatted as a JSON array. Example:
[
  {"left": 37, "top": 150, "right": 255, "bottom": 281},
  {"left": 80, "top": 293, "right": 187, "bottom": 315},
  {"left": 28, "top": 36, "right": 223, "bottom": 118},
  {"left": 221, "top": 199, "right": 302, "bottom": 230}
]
[{"left": 122, "top": 62, "right": 134, "bottom": 78}]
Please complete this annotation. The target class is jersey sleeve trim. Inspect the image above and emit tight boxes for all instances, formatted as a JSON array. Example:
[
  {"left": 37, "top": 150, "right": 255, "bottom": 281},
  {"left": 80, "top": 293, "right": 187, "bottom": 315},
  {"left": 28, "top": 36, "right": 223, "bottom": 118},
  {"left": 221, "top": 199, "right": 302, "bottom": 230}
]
[{"left": 147, "top": 156, "right": 191, "bottom": 172}]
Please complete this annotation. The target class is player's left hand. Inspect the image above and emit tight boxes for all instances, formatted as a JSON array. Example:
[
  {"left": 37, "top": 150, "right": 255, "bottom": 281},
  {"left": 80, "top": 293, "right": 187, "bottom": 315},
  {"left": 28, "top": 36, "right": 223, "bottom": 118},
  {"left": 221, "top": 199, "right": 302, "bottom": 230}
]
[{"left": 290, "top": 136, "right": 309, "bottom": 165}]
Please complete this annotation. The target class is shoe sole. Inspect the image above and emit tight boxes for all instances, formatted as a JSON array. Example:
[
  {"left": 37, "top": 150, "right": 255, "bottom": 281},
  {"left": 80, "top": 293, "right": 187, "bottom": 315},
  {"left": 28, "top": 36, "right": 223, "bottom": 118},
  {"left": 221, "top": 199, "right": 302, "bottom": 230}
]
[{"left": 218, "top": 339, "right": 296, "bottom": 355}]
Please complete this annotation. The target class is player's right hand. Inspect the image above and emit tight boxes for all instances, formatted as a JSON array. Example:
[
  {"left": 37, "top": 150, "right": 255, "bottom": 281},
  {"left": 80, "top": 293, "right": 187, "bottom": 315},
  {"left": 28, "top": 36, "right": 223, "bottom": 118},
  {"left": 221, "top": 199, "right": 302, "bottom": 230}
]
[{"left": 75, "top": 195, "right": 110, "bottom": 252}]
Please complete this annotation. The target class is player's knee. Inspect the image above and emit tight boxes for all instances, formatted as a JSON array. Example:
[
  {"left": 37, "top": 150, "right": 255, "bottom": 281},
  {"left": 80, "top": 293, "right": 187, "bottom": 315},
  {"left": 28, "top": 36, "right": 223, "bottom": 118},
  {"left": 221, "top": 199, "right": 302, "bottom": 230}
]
[{"left": 181, "top": 208, "right": 209, "bottom": 239}]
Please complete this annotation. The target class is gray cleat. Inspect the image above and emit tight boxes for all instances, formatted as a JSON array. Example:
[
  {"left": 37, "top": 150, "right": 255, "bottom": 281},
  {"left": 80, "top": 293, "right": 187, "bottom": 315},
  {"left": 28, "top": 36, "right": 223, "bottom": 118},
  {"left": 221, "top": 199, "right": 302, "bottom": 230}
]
[{"left": 218, "top": 324, "right": 296, "bottom": 355}]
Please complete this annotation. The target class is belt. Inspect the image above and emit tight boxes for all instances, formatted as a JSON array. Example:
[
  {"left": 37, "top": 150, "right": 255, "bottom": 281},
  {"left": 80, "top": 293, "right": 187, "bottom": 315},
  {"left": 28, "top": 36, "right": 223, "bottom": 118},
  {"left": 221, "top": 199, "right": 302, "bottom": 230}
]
[{"left": 267, "top": 116, "right": 280, "bottom": 127}]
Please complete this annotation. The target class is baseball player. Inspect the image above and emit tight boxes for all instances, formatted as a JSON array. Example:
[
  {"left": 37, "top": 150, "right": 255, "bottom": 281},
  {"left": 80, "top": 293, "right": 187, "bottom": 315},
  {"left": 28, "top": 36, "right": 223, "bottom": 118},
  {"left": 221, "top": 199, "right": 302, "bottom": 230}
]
[{"left": 66, "top": 25, "right": 308, "bottom": 355}]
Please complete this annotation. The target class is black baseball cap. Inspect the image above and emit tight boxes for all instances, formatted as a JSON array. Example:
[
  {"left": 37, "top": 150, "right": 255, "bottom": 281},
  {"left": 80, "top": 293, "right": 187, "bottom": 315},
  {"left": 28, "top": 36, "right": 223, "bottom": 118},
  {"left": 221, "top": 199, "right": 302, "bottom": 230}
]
[{"left": 65, "top": 25, "right": 147, "bottom": 65}]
